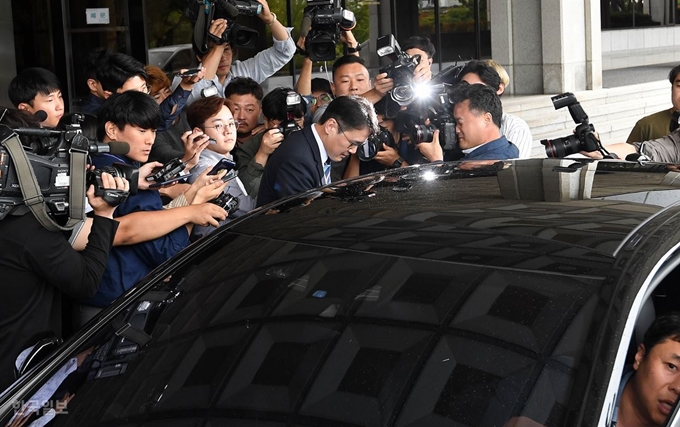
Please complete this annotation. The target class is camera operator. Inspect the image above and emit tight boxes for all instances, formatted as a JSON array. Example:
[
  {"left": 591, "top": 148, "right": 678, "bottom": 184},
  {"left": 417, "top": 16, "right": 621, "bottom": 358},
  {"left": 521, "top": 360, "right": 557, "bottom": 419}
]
[
  {"left": 0, "top": 108, "right": 129, "bottom": 390},
  {"left": 173, "top": 0, "right": 295, "bottom": 106},
  {"left": 449, "top": 82, "right": 519, "bottom": 160},
  {"left": 235, "top": 87, "right": 306, "bottom": 198}
]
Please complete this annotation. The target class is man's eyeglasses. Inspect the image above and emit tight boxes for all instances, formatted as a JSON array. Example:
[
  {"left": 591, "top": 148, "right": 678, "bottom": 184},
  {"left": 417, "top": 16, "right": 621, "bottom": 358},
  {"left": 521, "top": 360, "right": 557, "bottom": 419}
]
[
  {"left": 337, "top": 124, "right": 366, "bottom": 147},
  {"left": 311, "top": 93, "right": 333, "bottom": 106},
  {"left": 204, "top": 121, "right": 239, "bottom": 134}
]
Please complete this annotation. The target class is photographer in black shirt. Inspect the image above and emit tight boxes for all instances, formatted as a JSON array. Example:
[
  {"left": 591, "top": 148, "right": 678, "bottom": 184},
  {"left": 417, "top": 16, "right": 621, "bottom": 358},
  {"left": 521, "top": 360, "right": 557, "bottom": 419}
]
[{"left": 0, "top": 108, "right": 128, "bottom": 391}]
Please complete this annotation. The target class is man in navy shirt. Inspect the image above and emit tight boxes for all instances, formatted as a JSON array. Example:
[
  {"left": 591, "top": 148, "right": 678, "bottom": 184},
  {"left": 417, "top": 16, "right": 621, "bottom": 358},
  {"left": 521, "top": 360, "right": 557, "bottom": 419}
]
[
  {"left": 450, "top": 83, "right": 519, "bottom": 161},
  {"left": 78, "top": 91, "right": 227, "bottom": 325}
]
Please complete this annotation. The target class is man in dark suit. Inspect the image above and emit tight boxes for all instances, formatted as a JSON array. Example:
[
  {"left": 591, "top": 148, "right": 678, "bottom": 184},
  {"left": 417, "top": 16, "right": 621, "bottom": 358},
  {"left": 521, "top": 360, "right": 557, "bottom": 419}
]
[{"left": 257, "top": 95, "right": 379, "bottom": 207}]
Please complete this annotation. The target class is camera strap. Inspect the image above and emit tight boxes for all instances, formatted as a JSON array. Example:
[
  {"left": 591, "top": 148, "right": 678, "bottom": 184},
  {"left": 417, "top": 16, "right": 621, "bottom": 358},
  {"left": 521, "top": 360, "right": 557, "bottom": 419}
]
[{"left": 2, "top": 134, "right": 86, "bottom": 231}]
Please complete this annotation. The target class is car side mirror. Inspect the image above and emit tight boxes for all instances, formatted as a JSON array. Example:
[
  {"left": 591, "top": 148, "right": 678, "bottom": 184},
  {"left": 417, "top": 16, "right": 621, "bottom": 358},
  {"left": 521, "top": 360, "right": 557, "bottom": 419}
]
[{"left": 14, "top": 334, "right": 63, "bottom": 379}]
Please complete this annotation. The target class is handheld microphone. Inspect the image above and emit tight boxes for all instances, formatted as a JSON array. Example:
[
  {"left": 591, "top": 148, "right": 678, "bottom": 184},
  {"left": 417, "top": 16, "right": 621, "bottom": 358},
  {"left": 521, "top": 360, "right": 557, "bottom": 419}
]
[{"left": 300, "top": 15, "right": 312, "bottom": 38}]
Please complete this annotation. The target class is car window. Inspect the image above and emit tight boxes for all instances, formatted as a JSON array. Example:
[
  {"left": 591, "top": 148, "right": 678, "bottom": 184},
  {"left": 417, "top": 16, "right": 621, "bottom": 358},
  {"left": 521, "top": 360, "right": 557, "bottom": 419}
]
[{"left": 2, "top": 228, "right": 608, "bottom": 427}]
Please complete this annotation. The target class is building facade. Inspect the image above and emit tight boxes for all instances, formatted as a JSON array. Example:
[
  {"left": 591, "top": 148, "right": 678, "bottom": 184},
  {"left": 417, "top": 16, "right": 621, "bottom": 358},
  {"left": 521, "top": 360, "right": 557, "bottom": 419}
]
[{"left": 0, "top": 0, "right": 679, "bottom": 108}]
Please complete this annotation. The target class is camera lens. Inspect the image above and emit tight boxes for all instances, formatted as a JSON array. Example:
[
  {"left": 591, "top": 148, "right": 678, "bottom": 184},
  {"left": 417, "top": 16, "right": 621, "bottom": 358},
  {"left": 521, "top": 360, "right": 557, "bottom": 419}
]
[
  {"left": 391, "top": 85, "right": 415, "bottom": 105},
  {"left": 540, "top": 135, "right": 581, "bottom": 158},
  {"left": 410, "top": 124, "right": 435, "bottom": 144}
]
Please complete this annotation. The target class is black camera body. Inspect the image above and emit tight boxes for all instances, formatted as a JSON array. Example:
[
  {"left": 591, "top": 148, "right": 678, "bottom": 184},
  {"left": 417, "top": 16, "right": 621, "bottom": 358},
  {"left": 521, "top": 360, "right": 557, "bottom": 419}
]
[
  {"left": 357, "top": 125, "right": 396, "bottom": 162},
  {"left": 303, "top": 0, "right": 356, "bottom": 61},
  {"left": 541, "top": 92, "right": 601, "bottom": 158},
  {"left": 187, "top": 0, "right": 260, "bottom": 52},
  {"left": 210, "top": 192, "right": 239, "bottom": 214},
  {"left": 145, "top": 158, "right": 186, "bottom": 183},
  {"left": 0, "top": 115, "right": 133, "bottom": 220},
  {"left": 377, "top": 34, "right": 420, "bottom": 106},
  {"left": 396, "top": 83, "right": 457, "bottom": 152},
  {"left": 86, "top": 163, "right": 138, "bottom": 206},
  {"left": 277, "top": 91, "right": 303, "bottom": 138}
]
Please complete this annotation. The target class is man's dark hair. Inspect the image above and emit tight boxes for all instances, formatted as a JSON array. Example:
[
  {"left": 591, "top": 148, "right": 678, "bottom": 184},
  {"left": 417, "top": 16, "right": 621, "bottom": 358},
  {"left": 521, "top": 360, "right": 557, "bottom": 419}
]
[
  {"left": 319, "top": 95, "right": 379, "bottom": 135},
  {"left": 311, "top": 78, "right": 332, "bottom": 95},
  {"left": 642, "top": 312, "right": 680, "bottom": 354},
  {"left": 458, "top": 60, "right": 502, "bottom": 92},
  {"left": 402, "top": 35, "right": 436, "bottom": 60},
  {"left": 96, "top": 91, "right": 162, "bottom": 141},
  {"left": 262, "top": 87, "right": 307, "bottom": 122},
  {"left": 332, "top": 55, "right": 369, "bottom": 80},
  {"left": 223, "top": 77, "right": 263, "bottom": 102},
  {"left": 93, "top": 51, "right": 148, "bottom": 94},
  {"left": 8, "top": 68, "right": 62, "bottom": 107},
  {"left": 186, "top": 96, "right": 229, "bottom": 129},
  {"left": 669, "top": 65, "right": 680, "bottom": 84},
  {"left": 450, "top": 82, "right": 503, "bottom": 128}
]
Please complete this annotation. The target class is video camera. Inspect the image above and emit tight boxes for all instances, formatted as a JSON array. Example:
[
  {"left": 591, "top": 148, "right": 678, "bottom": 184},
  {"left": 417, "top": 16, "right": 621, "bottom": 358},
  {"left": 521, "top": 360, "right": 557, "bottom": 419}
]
[
  {"left": 0, "top": 114, "right": 134, "bottom": 224},
  {"left": 186, "top": 0, "right": 260, "bottom": 53},
  {"left": 277, "top": 91, "right": 303, "bottom": 138},
  {"left": 377, "top": 34, "right": 421, "bottom": 106},
  {"left": 300, "top": 0, "right": 356, "bottom": 61},
  {"left": 540, "top": 93, "right": 606, "bottom": 158}
]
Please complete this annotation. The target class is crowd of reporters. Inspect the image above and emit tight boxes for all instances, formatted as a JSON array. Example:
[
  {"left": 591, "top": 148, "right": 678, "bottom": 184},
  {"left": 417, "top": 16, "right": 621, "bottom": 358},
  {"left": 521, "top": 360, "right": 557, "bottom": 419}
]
[{"left": 0, "top": 0, "right": 540, "bottom": 392}]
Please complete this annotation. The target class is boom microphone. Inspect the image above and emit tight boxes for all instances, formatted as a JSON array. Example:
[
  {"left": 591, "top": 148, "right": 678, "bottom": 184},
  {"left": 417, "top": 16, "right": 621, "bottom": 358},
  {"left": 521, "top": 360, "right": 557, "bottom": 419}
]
[
  {"left": 12, "top": 128, "right": 61, "bottom": 137},
  {"left": 300, "top": 15, "right": 312, "bottom": 38},
  {"left": 215, "top": 0, "right": 239, "bottom": 17},
  {"left": 89, "top": 141, "right": 130, "bottom": 155}
]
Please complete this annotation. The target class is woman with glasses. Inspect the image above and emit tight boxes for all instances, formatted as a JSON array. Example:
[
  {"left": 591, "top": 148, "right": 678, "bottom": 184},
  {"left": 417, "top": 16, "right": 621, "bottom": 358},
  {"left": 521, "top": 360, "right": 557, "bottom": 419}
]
[{"left": 186, "top": 96, "right": 255, "bottom": 239}]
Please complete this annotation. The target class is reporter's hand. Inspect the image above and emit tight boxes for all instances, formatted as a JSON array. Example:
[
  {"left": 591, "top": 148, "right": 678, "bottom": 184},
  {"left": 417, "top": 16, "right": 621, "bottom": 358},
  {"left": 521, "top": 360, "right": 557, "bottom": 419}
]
[
  {"left": 188, "top": 169, "right": 229, "bottom": 204},
  {"left": 373, "top": 143, "right": 400, "bottom": 167},
  {"left": 138, "top": 161, "right": 163, "bottom": 190},
  {"left": 88, "top": 172, "right": 129, "bottom": 218},
  {"left": 415, "top": 129, "right": 444, "bottom": 162},
  {"left": 181, "top": 130, "right": 210, "bottom": 170},
  {"left": 259, "top": 128, "right": 284, "bottom": 155},
  {"left": 373, "top": 72, "right": 394, "bottom": 95},
  {"left": 413, "top": 58, "right": 432, "bottom": 83},
  {"left": 255, "top": 0, "right": 276, "bottom": 25},
  {"left": 209, "top": 18, "right": 228, "bottom": 39},
  {"left": 179, "top": 66, "right": 206, "bottom": 91},
  {"left": 189, "top": 203, "right": 228, "bottom": 227}
]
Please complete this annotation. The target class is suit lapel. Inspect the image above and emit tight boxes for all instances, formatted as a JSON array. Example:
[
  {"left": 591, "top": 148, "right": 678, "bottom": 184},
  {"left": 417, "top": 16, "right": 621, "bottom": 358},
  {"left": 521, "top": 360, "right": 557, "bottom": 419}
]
[{"left": 303, "top": 126, "right": 324, "bottom": 185}]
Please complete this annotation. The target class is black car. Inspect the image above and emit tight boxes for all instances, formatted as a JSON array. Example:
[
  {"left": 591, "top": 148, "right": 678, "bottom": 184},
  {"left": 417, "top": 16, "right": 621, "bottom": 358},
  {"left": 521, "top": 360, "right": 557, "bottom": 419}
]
[{"left": 3, "top": 158, "right": 680, "bottom": 427}]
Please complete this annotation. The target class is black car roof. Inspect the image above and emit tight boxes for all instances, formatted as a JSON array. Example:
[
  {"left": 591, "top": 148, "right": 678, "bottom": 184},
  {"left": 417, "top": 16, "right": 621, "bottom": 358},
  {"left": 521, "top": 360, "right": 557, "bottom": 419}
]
[{"left": 230, "top": 159, "right": 679, "bottom": 277}]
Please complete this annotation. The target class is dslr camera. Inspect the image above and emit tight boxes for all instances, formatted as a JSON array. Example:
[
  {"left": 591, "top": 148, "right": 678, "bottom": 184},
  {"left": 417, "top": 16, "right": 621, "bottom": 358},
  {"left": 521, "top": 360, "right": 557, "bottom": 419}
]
[
  {"left": 0, "top": 114, "right": 134, "bottom": 222},
  {"left": 395, "top": 83, "right": 457, "bottom": 152},
  {"left": 541, "top": 92, "right": 602, "bottom": 158},
  {"left": 301, "top": 0, "right": 356, "bottom": 61},
  {"left": 377, "top": 34, "right": 420, "bottom": 106},
  {"left": 357, "top": 125, "right": 396, "bottom": 162},
  {"left": 186, "top": 0, "right": 260, "bottom": 53},
  {"left": 277, "top": 91, "right": 303, "bottom": 138}
]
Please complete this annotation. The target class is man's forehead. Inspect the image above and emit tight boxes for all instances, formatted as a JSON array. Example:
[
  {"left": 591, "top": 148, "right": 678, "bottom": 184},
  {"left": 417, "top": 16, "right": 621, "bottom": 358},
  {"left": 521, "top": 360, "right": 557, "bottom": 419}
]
[
  {"left": 226, "top": 95, "right": 259, "bottom": 106},
  {"left": 334, "top": 63, "right": 369, "bottom": 79}
]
